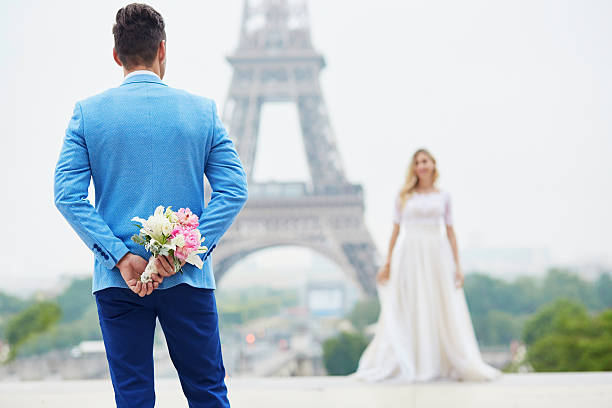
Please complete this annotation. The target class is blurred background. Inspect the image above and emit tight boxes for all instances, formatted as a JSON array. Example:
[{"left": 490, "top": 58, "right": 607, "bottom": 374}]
[{"left": 1, "top": 0, "right": 611, "bottom": 381}]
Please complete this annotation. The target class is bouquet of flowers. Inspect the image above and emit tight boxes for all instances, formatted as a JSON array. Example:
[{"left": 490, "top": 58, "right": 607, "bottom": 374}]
[{"left": 131, "top": 206, "right": 208, "bottom": 283}]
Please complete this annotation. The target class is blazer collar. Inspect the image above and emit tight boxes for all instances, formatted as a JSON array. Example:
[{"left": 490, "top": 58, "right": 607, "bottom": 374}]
[{"left": 120, "top": 73, "right": 168, "bottom": 87}]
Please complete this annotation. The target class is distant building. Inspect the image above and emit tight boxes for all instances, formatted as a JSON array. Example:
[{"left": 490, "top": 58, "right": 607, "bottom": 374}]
[{"left": 306, "top": 282, "right": 346, "bottom": 317}]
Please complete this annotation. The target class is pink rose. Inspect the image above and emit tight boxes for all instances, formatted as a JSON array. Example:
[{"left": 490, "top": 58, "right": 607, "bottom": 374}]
[
  {"left": 170, "top": 225, "right": 190, "bottom": 239},
  {"left": 184, "top": 229, "right": 200, "bottom": 250},
  {"left": 177, "top": 208, "right": 200, "bottom": 229}
]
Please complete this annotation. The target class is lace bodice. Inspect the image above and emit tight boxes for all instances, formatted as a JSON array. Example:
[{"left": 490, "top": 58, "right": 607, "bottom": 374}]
[{"left": 392, "top": 190, "right": 453, "bottom": 226}]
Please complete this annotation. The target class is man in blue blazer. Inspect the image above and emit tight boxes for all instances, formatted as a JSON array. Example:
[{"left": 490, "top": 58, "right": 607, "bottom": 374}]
[{"left": 53, "top": 4, "right": 247, "bottom": 407}]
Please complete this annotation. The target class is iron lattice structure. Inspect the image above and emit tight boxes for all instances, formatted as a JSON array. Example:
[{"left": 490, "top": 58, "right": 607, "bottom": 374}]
[{"left": 212, "top": 0, "right": 379, "bottom": 296}]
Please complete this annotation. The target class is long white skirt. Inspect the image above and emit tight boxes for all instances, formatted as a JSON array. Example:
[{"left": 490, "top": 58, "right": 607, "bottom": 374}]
[{"left": 352, "top": 224, "right": 501, "bottom": 382}]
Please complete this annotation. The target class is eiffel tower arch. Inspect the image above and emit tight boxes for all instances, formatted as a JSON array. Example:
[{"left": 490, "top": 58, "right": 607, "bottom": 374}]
[{"left": 212, "top": 0, "right": 380, "bottom": 296}]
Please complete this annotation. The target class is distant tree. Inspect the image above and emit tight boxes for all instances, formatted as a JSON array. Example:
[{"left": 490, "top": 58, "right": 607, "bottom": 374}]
[
  {"left": 3, "top": 301, "right": 61, "bottom": 363},
  {"left": 474, "top": 310, "right": 523, "bottom": 346},
  {"left": 0, "top": 292, "right": 33, "bottom": 339},
  {"left": 55, "top": 277, "right": 94, "bottom": 323},
  {"left": 523, "top": 299, "right": 612, "bottom": 371},
  {"left": 348, "top": 297, "right": 380, "bottom": 331},
  {"left": 218, "top": 309, "right": 244, "bottom": 326},
  {"left": 464, "top": 273, "right": 528, "bottom": 316},
  {"left": 595, "top": 273, "right": 612, "bottom": 309},
  {"left": 0, "top": 292, "right": 30, "bottom": 315},
  {"left": 322, "top": 331, "right": 369, "bottom": 375},
  {"left": 510, "top": 276, "right": 541, "bottom": 314},
  {"left": 464, "top": 269, "right": 612, "bottom": 347},
  {"left": 584, "top": 309, "right": 612, "bottom": 369},
  {"left": 540, "top": 268, "right": 598, "bottom": 310},
  {"left": 16, "top": 304, "right": 102, "bottom": 357},
  {"left": 464, "top": 274, "right": 526, "bottom": 346},
  {"left": 522, "top": 298, "right": 587, "bottom": 346}
]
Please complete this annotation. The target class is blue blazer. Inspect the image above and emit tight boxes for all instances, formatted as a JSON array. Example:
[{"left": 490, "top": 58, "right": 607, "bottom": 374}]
[{"left": 54, "top": 72, "right": 248, "bottom": 294}]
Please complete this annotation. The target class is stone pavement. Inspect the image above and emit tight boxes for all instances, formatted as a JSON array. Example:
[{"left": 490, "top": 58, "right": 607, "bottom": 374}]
[{"left": 0, "top": 372, "right": 610, "bottom": 407}]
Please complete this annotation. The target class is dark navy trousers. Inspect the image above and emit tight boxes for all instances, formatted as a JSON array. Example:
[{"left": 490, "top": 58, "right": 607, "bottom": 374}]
[{"left": 94, "top": 283, "right": 230, "bottom": 408}]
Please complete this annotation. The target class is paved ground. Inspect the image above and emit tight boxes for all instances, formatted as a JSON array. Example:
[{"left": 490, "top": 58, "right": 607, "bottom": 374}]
[{"left": 0, "top": 372, "right": 611, "bottom": 407}]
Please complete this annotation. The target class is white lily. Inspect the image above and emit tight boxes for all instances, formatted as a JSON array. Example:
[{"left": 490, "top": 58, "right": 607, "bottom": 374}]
[{"left": 186, "top": 251, "right": 204, "bottom": 269}]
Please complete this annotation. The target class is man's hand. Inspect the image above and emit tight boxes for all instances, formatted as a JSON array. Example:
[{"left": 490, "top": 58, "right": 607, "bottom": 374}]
[
  {"left": 153, "top": 254, "right": 187, "bottom": 278},
  {"left": 117, "top": 253, "right": 162, "bottom": 297}
]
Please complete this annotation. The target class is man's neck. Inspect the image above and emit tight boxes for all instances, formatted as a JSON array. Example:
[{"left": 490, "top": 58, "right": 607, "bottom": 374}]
[
  {"left": 123, "top": 67, "right": 160, "bottom": 78},
  {"left": 123, "top": 69, "right": 161, "bottom": 81}
]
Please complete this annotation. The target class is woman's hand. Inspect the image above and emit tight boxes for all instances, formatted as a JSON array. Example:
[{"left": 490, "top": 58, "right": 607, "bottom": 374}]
[
  {"left": 376, "top": 261, "right": 391, "bottom": 284},
  {"left": 454, "top": 264, "right": 465, "bottom": 289}
]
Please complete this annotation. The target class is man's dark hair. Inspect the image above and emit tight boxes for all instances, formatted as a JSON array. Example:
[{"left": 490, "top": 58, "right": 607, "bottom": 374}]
[{"left": 112, "top": 3, "right": 166, "bottom": 69}]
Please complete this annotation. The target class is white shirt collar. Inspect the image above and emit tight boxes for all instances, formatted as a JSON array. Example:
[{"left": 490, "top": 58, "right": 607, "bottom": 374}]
[{"left": 123, "top": 70, "right": 161, "bottom": 81}]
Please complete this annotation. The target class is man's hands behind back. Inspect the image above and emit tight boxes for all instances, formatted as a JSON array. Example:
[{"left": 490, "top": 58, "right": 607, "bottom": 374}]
[{"left": 117, "top": 253, "right": 162, "bottom": 297}]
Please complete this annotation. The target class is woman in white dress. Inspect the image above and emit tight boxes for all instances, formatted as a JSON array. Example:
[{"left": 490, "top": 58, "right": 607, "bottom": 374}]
[{"left": 353, "top": 148, "right": 501, "bottom": 382}]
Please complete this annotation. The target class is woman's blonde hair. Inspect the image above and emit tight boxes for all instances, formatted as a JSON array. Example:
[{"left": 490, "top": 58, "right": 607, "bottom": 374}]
[{"left": 398, "top": 148, "right": 439, "bottom": 209}]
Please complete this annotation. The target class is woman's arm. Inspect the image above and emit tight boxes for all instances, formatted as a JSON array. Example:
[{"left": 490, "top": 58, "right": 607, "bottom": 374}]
[
  {"left": 386, "top": 223, "right": 401, "bottom": 264},
  {"left": 446, "top": 225, "right": 460, "bottom": 266},
  {"left": 377, "top": 223, "right": 400, "bottom": 283},
  {"left": 446, "top": 225, "right": 464, "bottom": 288}
]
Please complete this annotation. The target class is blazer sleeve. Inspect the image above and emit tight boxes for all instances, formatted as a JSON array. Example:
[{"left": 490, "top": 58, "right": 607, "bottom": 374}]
[
  {"left": 197, "top": 101, "right": 248, "bottom": 262},
  {"left": 54, "top": 102, "right": 131, "bottom": 270}
]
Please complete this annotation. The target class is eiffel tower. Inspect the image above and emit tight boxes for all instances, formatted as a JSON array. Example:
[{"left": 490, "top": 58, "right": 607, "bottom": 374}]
[{"left": 212, "top": 0, "right": 379, "bottom": 296}]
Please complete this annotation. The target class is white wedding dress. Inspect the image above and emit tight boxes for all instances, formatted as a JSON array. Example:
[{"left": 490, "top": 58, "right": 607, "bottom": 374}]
[{"left": 352, "top": 190, "right": 501, "bottom": 382}]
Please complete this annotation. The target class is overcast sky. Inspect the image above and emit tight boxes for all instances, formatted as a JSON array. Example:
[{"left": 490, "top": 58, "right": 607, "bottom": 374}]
[{"left": 1, "top": 0, "right": 611, "bottom": 294}]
